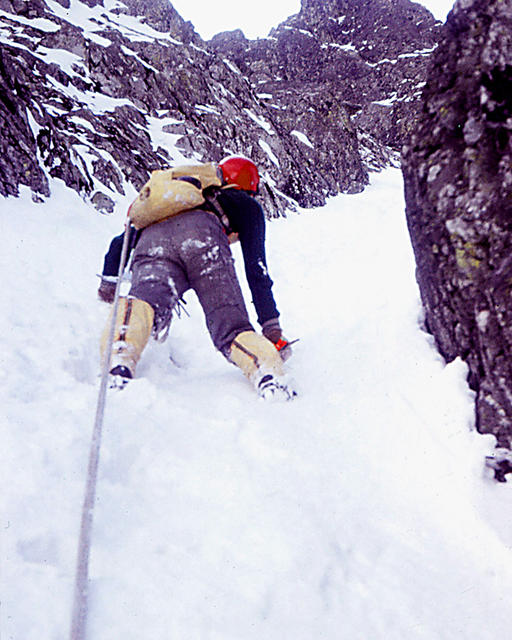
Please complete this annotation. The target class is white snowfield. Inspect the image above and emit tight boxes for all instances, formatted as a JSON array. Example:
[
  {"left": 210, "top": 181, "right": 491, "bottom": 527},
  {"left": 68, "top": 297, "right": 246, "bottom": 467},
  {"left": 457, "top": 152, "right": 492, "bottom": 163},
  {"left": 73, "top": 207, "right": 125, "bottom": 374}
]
[{"left": 2, "top": 168, "right": 512, "bottom": 640}]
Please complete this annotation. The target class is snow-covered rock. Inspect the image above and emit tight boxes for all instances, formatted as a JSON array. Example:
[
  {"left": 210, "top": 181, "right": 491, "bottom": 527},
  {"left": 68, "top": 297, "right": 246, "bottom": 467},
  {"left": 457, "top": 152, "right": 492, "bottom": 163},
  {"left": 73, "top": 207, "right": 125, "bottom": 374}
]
[
  {"left": 0, "top": 0, "right": 440, "bottom": 213},
  {"left": 402, "top": 0, "right": 512, "bottom": 451}
]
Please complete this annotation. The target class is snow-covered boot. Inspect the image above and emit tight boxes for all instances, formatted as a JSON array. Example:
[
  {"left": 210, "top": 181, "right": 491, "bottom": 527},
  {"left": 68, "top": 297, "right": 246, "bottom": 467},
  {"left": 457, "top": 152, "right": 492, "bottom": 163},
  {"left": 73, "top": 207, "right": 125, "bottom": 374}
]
[
  {"left": 108, "top": 365, "right": 133, "bottom": 390},
  {"left": 229, "top": 330, "right": 296, "bottom": 401},
  {"left": 100, "top": 296, "right": 154, "bottom": 385},
  {"left": 257, "top": 374, "right": 297, "bottom": 401}
]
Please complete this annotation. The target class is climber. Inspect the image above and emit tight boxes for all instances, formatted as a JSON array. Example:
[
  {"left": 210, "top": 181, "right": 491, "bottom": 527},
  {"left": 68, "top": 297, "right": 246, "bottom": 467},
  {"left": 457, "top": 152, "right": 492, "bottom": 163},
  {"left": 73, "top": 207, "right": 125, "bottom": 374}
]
[{"left": 98, "top": 155, "right": 296, "bottom": 400}]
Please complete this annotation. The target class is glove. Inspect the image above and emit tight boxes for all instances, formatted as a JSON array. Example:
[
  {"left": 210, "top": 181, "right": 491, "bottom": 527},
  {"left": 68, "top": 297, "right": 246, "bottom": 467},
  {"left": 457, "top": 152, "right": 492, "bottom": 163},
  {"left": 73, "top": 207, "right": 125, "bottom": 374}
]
[
  {"left": 262, "top": 317, "right": 282, "bottom": 343},
  {"left": 98, "top": 277, "right": 117, "bottom": 303},
  {"left": 262, "top": 318, "right": 293, "bottom": 361}
]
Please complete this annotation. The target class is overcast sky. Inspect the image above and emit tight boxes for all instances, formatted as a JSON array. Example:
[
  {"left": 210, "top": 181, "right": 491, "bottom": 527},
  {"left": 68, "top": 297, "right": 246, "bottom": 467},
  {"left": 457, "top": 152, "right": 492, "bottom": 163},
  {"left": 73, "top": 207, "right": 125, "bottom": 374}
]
[{"left": 170, "top": 0, "right": 455, "bottom": 40}]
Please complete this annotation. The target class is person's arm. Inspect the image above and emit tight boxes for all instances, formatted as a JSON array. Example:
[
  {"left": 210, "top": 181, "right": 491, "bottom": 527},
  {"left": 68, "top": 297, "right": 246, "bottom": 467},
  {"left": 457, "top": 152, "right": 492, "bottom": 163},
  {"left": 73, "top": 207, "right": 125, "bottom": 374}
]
[
  {"left": 218, "top": 190, "right": 279, "bottom": 325},
  {"left": 98, "top": 226, "right": 139, "bottom": 302},
  {"left": 216, "top": 189, "right": 293, "bottom": 358}
]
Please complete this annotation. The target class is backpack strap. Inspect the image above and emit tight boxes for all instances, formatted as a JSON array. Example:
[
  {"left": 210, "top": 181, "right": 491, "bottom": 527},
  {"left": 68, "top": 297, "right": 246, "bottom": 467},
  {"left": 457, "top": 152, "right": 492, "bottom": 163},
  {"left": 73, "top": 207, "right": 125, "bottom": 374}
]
[{"left": 202, "top": 186, "right": 233, "bottom": 235}]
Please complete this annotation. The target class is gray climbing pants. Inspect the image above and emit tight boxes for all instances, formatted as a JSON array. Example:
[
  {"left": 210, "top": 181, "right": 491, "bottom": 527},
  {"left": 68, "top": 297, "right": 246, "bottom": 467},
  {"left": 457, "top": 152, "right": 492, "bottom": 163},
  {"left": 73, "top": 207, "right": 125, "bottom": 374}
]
[{"left": 129, "top": 209, "right": 253, "bottom": 356}]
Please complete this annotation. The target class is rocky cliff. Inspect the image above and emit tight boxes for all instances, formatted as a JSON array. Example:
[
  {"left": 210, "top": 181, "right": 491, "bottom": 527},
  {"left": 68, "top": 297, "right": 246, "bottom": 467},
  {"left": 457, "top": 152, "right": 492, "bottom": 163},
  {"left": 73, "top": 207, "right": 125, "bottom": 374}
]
[
  {"left": 1, "top": 0, "right": 440, "bottom": 215},
  {"left": 211, "top": 0, "right": 440, "bottom": 182},
  {"left": 402, "top": 0, "right": 512, "bottom": 472}
]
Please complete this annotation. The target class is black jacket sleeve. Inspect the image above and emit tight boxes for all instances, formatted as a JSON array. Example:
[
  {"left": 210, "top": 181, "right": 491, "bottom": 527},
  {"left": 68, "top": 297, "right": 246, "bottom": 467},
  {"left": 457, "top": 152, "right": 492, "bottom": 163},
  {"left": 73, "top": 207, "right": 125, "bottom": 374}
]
[
  {"left": 216, "top": 189, "right": 279, "bottom": 325},
  {"left": 102, "top": 225, "right": 139, "bottom": 278}
]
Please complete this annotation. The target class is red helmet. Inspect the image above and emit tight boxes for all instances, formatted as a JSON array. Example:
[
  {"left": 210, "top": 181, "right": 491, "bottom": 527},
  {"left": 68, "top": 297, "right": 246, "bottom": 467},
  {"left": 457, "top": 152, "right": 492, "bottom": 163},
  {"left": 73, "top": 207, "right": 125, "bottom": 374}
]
[{"left": 219, "top": 156, "right": 259, "bottom": 193}]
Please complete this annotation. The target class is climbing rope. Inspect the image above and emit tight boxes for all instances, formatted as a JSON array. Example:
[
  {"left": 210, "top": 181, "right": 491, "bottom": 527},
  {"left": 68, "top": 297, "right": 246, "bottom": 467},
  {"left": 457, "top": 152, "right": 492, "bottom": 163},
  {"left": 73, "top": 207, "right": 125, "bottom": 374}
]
[{"left": 69, "top": 214, "right": 132, "bottom": 640}]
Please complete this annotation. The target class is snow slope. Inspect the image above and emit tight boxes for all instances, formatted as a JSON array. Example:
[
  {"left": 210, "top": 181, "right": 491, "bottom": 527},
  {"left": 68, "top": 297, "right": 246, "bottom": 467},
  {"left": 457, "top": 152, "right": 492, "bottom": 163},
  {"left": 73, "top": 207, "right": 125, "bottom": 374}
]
[{"left": 2, "top": 169, "right": 512, "bottom": 640}]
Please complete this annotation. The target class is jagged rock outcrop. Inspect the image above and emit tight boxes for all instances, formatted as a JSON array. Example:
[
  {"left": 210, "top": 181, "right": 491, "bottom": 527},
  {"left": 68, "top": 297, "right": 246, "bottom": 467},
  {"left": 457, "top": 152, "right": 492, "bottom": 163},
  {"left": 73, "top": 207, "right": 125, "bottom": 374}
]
[
  {"left": 1, "top": 0, "right": 295, "bottom": 213},
  {"left": 402, "top": 0, "right": 512, "bottom": 451},
  {"left": 210, "top": 0, "right": 441, "bottom": 180},
  {"left": 0, "top": 0, "right": 440, "bottom": 214}
]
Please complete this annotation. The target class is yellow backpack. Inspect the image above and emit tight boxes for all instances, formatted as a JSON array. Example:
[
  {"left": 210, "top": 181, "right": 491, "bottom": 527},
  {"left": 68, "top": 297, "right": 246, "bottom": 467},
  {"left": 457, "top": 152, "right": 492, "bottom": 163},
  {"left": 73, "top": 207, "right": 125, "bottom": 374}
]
[{"left": 128, "top": 162, "right": 223, "bottom": 230}]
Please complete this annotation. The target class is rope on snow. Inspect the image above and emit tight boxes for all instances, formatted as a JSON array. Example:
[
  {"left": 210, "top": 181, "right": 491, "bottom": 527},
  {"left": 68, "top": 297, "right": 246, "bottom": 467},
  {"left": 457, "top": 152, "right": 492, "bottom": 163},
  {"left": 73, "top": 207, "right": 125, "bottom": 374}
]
[{"left": 69, "top": 214, "right": 132, "bottom": 640}]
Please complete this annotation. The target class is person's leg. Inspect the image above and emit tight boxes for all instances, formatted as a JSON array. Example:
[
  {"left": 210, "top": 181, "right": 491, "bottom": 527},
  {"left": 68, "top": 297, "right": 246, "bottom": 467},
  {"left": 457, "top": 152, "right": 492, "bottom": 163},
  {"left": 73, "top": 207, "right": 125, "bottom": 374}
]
[
  {"left": 100, "top": 220, "right": 189, "bottom": 379},
  {"left": 129, "top": 222, "right": 189, "bottom": 337},
  {"left": 177, "top": 210, "right": 253, "bottom": 355},
  {"left": 100, "top": 296, "right": 154, "bottom": 377},
  {"left": 179, "top": 212, "right": 292, "bottom": 398}
]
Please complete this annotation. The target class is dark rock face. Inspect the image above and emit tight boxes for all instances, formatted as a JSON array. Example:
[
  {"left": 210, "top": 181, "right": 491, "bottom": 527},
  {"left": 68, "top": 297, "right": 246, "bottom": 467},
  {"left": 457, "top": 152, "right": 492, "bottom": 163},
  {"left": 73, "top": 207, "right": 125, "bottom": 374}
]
[
  {"left": 210, "top": 0, "right": 441, "bottom": 186},
  {"left": 0, "top": 46, "right": 50, "bottom": 199},
  {"left": 1, "top": 0, "right": 305, "bottom": 214},
  {"left": 0, "top": 0, "right": 439, "bottom": 214},
  {"left": 402, "top": 0, "right": 512, "bottom": 448}
]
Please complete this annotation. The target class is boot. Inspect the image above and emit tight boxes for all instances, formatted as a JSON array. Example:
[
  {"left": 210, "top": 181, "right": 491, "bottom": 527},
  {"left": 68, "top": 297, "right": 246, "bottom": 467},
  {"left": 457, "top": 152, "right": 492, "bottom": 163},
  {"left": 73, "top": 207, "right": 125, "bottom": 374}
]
[
  {"left": 230, "top": 331, "right": 296, "bottom": 401},
  {"left": 100, "top": 296, "right": 154, "bottom": 384}
]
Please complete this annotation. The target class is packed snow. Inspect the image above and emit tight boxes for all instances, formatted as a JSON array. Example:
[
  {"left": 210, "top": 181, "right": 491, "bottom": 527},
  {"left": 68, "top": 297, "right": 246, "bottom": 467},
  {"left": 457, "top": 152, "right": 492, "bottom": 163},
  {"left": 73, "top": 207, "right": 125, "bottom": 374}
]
[{"left": 2, "top": 168, "right": 512, "bottom": 640}]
